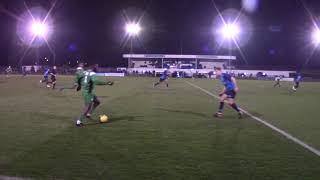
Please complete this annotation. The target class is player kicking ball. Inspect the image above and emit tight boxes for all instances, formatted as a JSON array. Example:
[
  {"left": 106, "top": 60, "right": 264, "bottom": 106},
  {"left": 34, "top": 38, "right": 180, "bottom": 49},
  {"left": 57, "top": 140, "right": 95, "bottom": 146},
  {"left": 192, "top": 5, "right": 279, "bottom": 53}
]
[
  {"left": 154, "top": 70, "right": 169, "bottom": 88},
  {"left": 214, "top": 67, "right": 243, "bottom": 119},
  {"left": 76, "top": 65, "right": 114, "bottom": 127}
]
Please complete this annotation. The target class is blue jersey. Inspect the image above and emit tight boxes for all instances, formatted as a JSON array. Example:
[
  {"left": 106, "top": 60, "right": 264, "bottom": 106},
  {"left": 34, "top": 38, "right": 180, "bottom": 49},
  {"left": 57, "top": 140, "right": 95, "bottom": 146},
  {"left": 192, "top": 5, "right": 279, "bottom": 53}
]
[
  {"left": 160, "top": 71, "right": 168, "bottom": 80},
  {"left": 295, "top": 74, "right": 302, "bottom": 82},
  {"left": 220, "top": 73, "right": 235, "bottom": 91},
  {"left": 43, "top": 69, "right": 50, "bottom": 77}
]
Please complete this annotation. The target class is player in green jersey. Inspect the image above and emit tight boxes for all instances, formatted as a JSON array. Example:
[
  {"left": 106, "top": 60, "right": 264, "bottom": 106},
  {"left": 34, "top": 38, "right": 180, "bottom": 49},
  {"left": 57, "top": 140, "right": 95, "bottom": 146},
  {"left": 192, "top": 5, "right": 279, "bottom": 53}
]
[{"left": 76, "top": 65, "right": 114, "bottom": 127}]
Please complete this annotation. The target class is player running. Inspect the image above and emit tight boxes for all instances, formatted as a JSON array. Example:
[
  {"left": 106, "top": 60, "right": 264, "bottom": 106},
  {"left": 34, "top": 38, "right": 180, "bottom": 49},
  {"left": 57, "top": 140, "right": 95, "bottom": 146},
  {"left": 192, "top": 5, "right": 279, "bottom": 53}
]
[
  {"left": 214, "top": 67, "right": 242, "bottom": 119},
  {"left": 47, "top": 66, "right": 57, "bottom": 89},
  {"left": 273, "top": 76, "right": 282, "bottom": 87},
  {"left": 5, "top": 66, "right": 12, "bottom": 77},
  {"left": 22, "top": 67, "right": 27, "bottom": 77},
  {"left": 76, "top": 65, "right": 114, "bottom": 127},
  {"left": 40, "top": 68, "right": 50, "bottom": 86},
  {"left": 154, "top": 70, "right": 169, "bottom": 88},
  {"left": 292, "top": 73, "right": 302, "bottom": 91}
]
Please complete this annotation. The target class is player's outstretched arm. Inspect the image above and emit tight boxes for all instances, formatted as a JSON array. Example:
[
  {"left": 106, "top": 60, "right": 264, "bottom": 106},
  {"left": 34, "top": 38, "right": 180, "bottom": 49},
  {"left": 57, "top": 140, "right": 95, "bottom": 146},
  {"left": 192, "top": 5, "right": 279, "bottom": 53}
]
[
  {"left": 219, "top": 87, "right": 226, "bottom": 96},
  {"left": 92, "top": 76, "right": 114, "bottom": 86}
]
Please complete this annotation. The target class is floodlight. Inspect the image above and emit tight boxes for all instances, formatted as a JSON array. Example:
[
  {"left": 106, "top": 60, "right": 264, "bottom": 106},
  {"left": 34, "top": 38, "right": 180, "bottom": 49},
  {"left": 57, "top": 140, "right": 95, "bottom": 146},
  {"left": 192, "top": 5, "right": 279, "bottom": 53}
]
[
  {"left": 126, "top": 23, "right": 141, "bottom": 35},
  {"left": 219, "top": 23, "right": 240, "bottom": 39},
  {"left": 312, "top": 29, "right": 320, "bottom": 45},
  {"left": 30, "top": 21, "right": 47, "bottom": 37}
]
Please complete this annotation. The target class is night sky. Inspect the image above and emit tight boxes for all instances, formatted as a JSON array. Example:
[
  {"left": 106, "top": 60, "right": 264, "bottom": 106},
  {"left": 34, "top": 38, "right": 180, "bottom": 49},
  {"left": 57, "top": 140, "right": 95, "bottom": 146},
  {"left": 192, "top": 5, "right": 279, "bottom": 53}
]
[{"left": 1, "top": 0, "right": 320, "bottom": 68}]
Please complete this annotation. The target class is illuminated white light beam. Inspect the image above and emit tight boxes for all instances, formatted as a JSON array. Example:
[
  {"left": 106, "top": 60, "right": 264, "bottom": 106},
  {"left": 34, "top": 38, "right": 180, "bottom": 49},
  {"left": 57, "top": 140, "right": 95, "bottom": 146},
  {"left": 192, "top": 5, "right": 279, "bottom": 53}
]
[
  {"left": 312, "top": 29, "right": 320, "bottom": 45},
  {"left": 219, "top": 23, "right": 240, "bottom": 39},
  {"left": 30, "top": 21, "right": 48, "bottom": 37},
  {"left": 126, "top": 23, "right": 141, "bottom": 35},
  {"left": 211, "top": 0, "right": 250, "bottom": 64},
  {"left": 18, "top": 2, "right": 57, "bottom": 65}
]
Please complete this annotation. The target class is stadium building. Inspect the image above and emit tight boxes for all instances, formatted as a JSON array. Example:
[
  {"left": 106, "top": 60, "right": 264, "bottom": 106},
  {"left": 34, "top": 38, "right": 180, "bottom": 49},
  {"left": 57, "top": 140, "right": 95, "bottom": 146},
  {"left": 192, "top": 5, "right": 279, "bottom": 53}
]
[{"left": 123, "top": 54, "right": 294, "bottom": 78}]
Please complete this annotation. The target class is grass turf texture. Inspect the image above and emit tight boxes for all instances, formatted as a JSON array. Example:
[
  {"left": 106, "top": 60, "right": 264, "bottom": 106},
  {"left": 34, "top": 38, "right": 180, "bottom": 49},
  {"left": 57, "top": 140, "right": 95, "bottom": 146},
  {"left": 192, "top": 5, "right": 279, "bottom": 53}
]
[{"left": 0, "top": 75, "right": 319, "bottom": 180}]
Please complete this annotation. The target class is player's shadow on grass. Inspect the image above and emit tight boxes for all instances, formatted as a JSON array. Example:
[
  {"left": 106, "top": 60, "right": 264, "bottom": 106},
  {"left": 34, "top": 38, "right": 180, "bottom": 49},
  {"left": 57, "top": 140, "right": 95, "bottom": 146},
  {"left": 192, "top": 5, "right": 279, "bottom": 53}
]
[
  {"left": 111, "top": 115, "right": 142, "bottom": 122},
  {"left": 98, "top": 95, "right": 110, "bottom": 98},
  {"left": 230, "top": 111, "right": 263, "bottom": 119},
  {"left": 156, "top": 108, "right": 210, "bottom": 118},
  {"left": 85, "top": 115, "right": 142, "bottom": 126},
  {"left": 213, "top": 111, "right": 263, "bottom": 119}
]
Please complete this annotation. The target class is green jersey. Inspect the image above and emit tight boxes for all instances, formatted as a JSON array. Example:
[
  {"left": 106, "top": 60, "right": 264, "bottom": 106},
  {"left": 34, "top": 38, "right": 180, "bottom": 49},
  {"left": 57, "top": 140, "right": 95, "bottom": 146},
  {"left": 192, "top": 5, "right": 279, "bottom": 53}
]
[
  {"left": 81, "top": 70, "right": 107, "bottom": 94},
  {"left": 74, "top": 68, "right": 84, "bottom": 84}
]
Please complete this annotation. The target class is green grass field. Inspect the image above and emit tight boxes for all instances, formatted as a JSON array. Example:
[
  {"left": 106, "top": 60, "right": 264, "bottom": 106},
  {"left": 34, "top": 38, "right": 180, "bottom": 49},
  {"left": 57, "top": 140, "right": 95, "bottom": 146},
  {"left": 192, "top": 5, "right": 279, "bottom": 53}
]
[{"left": 0, "top": 75, "right": 320, "bottom": 180}]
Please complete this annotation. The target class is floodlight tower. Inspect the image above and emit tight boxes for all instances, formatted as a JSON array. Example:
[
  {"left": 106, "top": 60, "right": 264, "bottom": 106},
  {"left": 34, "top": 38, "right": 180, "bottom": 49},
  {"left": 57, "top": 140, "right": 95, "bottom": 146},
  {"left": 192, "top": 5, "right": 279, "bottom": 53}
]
[
  {"left": 30, "top": 21, "right": 48, "bottom": 37},
  {"left": 126, "top": 23, "right": 141, "bottom": 68},
  {"left": 30, "top": 21, "right": 49, "bottom": 65},
  {"left": 217, "top": 23, "right": 240, "bottom": 67},
  {"left": 312, "top": 28, "right": 320, "bottom": 45},
  {"left": 220, "top": 23, "right": 240, "bottom": 40},
  {"left": 126, "top": 23, "right": 141, "bottom": 53}
]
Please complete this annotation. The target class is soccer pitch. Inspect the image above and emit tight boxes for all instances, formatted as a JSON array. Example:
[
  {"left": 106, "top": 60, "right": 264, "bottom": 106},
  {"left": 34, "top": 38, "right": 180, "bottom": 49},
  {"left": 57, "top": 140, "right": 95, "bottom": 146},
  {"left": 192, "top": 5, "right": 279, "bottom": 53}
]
[{"left": 0, "top": 75, "right": 320, "bottom": 180}]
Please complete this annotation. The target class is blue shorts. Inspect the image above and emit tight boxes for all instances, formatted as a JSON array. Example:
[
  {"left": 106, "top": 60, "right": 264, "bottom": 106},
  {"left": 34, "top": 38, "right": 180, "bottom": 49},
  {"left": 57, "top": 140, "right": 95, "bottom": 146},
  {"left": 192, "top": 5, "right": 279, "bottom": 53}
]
[
  {"left": 160, "top": 77, "right": 167, "bottom": 82},
  {"left": 225, "top": 90, "right": 236, "bottom": 99}
]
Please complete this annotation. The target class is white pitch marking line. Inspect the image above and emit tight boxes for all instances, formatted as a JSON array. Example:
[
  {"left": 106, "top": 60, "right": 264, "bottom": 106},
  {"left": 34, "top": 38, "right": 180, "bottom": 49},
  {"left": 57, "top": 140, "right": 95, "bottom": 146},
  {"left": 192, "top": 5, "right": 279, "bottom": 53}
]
[
  {"left": 0, "top": 175, "right": 33, "bottom": 180},
  {"left": 185, "top": 80, "right": 320, "bottom": 157}
]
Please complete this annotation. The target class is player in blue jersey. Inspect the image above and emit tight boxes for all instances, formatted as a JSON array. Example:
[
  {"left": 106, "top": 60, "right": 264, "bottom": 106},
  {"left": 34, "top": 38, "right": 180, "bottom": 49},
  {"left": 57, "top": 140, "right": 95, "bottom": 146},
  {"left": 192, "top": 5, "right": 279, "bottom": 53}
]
[
  {"left": 292, "top": 73, "right": 302, "bottom": 91},
  {"left": 154, "top": 70, "right": 169, "bottom": 87},
  {"left": 40, "top": 68, "right": 50, "bottom": 86},
  {"left": 214, "top": 67, "right": 242, "bottom": 119}
]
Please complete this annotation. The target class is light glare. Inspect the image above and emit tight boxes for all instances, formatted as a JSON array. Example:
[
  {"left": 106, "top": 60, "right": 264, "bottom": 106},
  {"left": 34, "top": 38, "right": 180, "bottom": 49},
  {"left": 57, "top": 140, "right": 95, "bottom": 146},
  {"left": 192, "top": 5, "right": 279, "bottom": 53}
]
[
  {"left": 219, "top": 23, "right": 240, "bottom": 39},
  {"left": 31, "top": 21, "right": 47, "bottom": 37},
  {"left": 312, "top": 29, "right": 320, "bottom": 45},
  {"left": 126, "top": 23, "right": 141, "bottom": 35}
]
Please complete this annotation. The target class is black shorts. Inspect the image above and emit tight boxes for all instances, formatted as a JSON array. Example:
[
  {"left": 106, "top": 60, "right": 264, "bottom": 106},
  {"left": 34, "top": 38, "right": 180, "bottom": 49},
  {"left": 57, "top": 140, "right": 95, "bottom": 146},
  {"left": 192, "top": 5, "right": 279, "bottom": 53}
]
[
  {"left": 225, "top": 90, "right": 236, "bottom": 99},
  {"left": 51, "top": 75, "right": 56, "bottom": 82}
]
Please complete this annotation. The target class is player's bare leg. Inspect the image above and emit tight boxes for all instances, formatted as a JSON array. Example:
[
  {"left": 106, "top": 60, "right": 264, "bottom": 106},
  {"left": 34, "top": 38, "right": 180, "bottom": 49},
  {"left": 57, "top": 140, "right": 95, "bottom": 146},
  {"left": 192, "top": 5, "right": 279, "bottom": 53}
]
[
  {"left": 292, "top": 82, "right": 299, "bottom": 91},
  {"left": 154, "top": 81, "right": 161, "bottom": 87},
  {"left": 214, "top": 94, "right": 227, "bottom": 117},
  {"left": 227, "top": 98, "right": 242, "bottom": 119},
  {"left": 52, "top": 81, "right": 56, "bottom": 89}
]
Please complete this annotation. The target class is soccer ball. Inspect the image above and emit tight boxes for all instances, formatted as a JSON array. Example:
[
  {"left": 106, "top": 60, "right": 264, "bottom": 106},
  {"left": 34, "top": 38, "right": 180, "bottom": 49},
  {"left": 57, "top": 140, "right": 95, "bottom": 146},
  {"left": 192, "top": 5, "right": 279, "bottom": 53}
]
[{"left": 99, "top": 115, "right": 108, "bottom": 123}]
